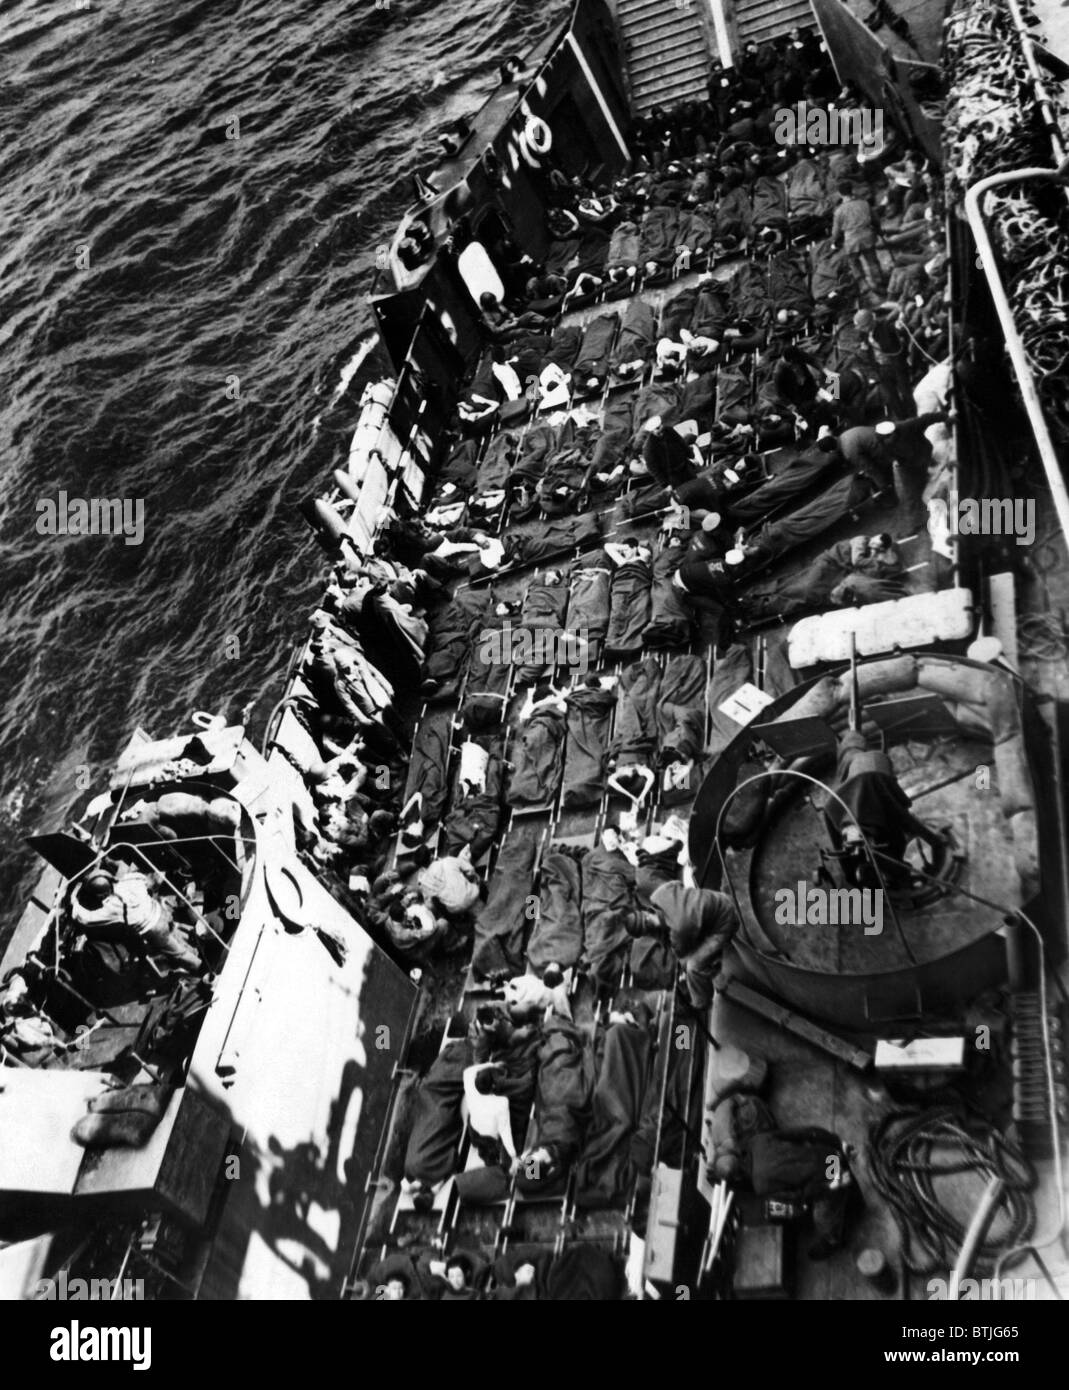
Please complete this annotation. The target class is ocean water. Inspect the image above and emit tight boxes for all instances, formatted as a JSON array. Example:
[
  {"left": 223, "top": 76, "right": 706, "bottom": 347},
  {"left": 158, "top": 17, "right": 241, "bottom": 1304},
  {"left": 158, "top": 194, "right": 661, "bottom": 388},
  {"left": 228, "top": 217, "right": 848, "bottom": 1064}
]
[{"left": 0, "top": 0, "right": 566, "bottom": 940}]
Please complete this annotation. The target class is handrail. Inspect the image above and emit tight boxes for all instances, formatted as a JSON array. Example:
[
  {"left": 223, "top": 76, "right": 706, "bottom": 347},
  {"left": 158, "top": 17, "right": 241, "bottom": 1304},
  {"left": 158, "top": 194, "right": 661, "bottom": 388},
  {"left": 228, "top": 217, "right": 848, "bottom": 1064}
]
[
  {"left": 1004, "top": 0, "right": 1069, "bottom": 209},
  {"left": 963, "top": 160, "right": 1069, "bottom": 551}
]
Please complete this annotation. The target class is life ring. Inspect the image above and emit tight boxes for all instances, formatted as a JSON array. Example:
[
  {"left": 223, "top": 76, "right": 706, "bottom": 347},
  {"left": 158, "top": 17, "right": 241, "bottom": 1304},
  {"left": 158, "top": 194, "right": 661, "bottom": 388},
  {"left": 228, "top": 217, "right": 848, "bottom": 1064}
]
[
  {"left": 524, "top": 115, "right": 552, "bottom": 155},
  {"left": 518, "top": 115, "right": 552, "bottom": 166}
]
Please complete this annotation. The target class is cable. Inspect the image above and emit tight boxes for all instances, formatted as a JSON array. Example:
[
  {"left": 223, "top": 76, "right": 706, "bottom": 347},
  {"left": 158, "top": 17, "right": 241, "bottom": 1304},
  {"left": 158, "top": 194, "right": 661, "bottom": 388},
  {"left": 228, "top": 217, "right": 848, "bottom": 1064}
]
[
  {"left": 867, "top": 1106, "right": 1037, "bottom": 1275},
  {"left": 867, "top": 843, "right": 1067, "bottom": 1276},
  {"left": 1016, "top": 613, "right": 1069, "bottom": 662}
]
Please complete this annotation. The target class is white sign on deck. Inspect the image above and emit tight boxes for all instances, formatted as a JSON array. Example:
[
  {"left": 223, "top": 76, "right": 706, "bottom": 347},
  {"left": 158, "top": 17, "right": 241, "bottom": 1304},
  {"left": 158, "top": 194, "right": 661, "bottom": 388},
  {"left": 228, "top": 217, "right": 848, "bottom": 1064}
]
[{"left": 718, "top": 681, "right": 774, "bottom": 726}]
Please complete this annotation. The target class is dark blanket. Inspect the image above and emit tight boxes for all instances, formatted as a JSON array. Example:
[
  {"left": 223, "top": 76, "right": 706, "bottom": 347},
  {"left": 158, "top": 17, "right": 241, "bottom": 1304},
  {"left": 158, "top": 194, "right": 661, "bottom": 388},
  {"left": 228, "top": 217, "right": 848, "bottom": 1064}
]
[
  {"left": 545, "top": 322, "right": 583, "bottom": 371},
  {"left": 656, "top": 652, "right": 706, "bottom": 766},
  {"left": 503, "top": 513, "right": 602, "bottom": 570},
  {"left": 565, "top": 550, "right": 612, "bottom": 648},
  {"left": 435, "top": 438, "right": 479, "bottom": 500},
  {"left": 515, "top": 577, "right": 570, "bottom": 686},
  {"left": 443, "top": 735, "right": 505, "bottom": 861},
  {"left": 562, "top": 684, "right": 615, "bottom": 809},
  {"left": 424, "top": 589, "right": 494, "bottom": 696},
  {"left": 768, "top": 251, "right": 813, "bottom": 317},
  {"left": 545, "top": 228, "right": 611, "bottom": 284},
  {"left": 346, "top": 589, "right": 425, "bottom": 688},
  {"left": 574, "top": 1019, "right": 654, "bottom": 1208},
  {"left": 661, "top": 286, "right": 698, "bottom": 341},
  {"left": 611, "top": 296, "right": 657, "bottom": 369},
  {"left": 511, "top": 423, "right": 559, "bottom": 492},
  {"left": 606, "top": 219, "right": 641, "bottom": 270},
  {"left": 631, "top": 1018, "right": 689, "bottom": 1201},
  {"left": 716, "top": 185, "right": 753, "bottom": 241},
  {"left": 605, "top": 554, "right": 653, "bottom": 657},
  {"left": 691, "top": 283, "right": 731, "bottom": 339},
  {"left": 731, "top": 259, "right": 772, "bottom": 324},
  {"left": 633, "top": 380, "right": 683, "bottom": 431},
  {"left": 463, "top": 618, "right": 513, "bottom": 722},
  {"left": 540, "top": 431, "right": 596, "bottom": 517},
  {"left": 403, "top": 1040, "right": 473, "bottom": 1184},
  {"left": 742, "top": 537, "right": 904, "bottom": 621},
  {"left": 544, "top": 236, "right": 581, "bottom": 280},
  {"left": 401, "top": 706, "right": 453, "bottom": 826},
  {"left": 580, "top": 845, "right": 635, "bottom": 986},
  {"left": 610, "top": 657, "right": 661, "bottom": 767},
  {"left": 546, "top": 1245, "right": 622, "bottom": 1300},
  {"left": 643, "top": 545, "right": 692, "bottom": 648},
  {"left": 716, "top": 364, "right": 752, "bottom": 423},
  {"left": 476, "top": 431, "right": 521, "bottom": 493},
  {"left": 527, "top": 846, "right": 584, "bottom": 972},
  {"left": 787, "top": 158, "right": 830, "bottom": 222},
  {"left": 752, "top": 174, "right": 788, "bottom": 230},
  {"left": 481, "top": 1024, "right": 542, "bottom": 1152},
  {"left": 679, "top": 204, "right": 716, "bottom": 254},
  {"left": 643, "top": 426, "right": 696, "bottom": 489},
  {"left": 639, "top": 205, "right": 680, "bottom": 264},
  {"left": 679, "top": 371, "right": 719, "bottom": 427},
  {"left": 589, "top": 392, "right": 634, "bottom": 476},
  {"left": 472, "top": 824, "right": 542, "bottom": 978},
  {"left": 572, "top": 225, "right": 611, "bottom": 279},
  {"left": 509, "top": 705, "right": 567, "bottom": 809},
  {"left": 516, "top": 1017, "right": 593, "bottom": 1194},
  {"left": 749, "top": 472, "right": 872, "bottom": 564},
  {"left": 728, "top": 445, "right": 841, "bottom": 525},
  {"left": 808, "top": 236, "right": 855, "bottom": 302},
  {"left": 574, "top": 313, "right": 619, "bottom": 390},
  {"left": 707, "top": 643, "right": 752, "bottom": 758}
]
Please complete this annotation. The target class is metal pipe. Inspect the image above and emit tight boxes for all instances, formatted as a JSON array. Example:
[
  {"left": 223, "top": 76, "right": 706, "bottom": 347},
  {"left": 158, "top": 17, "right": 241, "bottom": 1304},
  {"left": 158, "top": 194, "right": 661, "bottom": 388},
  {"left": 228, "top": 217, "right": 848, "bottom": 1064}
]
[
  {"left": 963, "top": 166, "right": 1069, "bottom": 549},
  {"left": 948, "top": 1176, "right": 1005, "bottom": 1298}
]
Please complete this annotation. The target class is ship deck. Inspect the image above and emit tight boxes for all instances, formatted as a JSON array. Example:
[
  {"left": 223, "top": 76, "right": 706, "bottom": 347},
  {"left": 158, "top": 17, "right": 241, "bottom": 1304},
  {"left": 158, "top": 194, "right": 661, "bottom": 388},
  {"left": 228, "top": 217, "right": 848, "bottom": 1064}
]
[{"left": 352, "top": 231, "right": 1069, "bottom": 1295}]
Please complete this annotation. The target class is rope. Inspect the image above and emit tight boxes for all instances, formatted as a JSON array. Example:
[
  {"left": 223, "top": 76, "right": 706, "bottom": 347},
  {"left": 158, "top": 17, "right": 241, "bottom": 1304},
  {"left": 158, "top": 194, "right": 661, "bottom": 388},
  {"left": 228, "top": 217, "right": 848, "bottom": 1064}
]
[
  {"left": 897, "top": 314, "right": 941, "bottom": 367},
  {"left": 867, "top": 1106, "right": 1037, "bottom": 1275},
  {"left": 1016, "top": 613, "right": 1069, "bottom": 662}
]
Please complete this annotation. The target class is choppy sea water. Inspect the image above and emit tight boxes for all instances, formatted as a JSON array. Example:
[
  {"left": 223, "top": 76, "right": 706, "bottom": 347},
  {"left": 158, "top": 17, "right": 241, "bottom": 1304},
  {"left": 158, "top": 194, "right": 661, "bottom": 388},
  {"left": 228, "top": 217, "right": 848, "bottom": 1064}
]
[{"left": 0, "top": 0, "right": 565, "bottom": 940}]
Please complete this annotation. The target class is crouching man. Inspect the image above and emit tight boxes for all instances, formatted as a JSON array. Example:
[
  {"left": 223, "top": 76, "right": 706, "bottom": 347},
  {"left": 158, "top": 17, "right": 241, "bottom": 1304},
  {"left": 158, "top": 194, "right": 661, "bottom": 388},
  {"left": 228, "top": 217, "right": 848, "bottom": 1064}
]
[
  {"left": 70, "top": 865, "right": 201, "bottom": 973},
  {"left": 648, "top": 881, "right": 738, "bottom": 1009}
]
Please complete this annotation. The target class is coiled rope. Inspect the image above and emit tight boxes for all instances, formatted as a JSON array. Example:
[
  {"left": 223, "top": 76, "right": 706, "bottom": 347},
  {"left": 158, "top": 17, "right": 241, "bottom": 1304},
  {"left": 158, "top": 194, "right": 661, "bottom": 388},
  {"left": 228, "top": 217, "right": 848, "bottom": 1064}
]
[
  {"left": 867, "top": 1106, "right": 1037, "bottom": 1274},
  {"left": 1016, "top": 613, "right": 1069, "bottom": 662}
]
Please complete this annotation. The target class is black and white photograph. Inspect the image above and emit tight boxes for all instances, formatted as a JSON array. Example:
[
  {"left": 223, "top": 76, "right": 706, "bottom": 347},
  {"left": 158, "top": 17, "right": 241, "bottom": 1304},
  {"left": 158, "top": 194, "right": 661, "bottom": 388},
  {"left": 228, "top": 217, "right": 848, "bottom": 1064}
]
[{"left": 1, "top": 0, "right": 1068, "bottom": 1349}]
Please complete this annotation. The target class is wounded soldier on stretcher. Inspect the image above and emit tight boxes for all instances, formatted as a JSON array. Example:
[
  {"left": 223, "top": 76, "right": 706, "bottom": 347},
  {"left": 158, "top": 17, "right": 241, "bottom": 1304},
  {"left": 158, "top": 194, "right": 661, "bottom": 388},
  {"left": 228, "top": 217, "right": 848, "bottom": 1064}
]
[
  {"left": 515, "top": 1016, "right": 592, "bottom": 1196},
  {"left": 357, "top": 1247, "right": 491, "bottom": 1301},
  {"left": 738, "top": 533, "right": 906, "bottom": 622},
  {"left": 724, "top": 470, "right": 876, "bottom": 576},
  {"left": 359, "top": 850, "right": 482, "bottom": 962}
]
